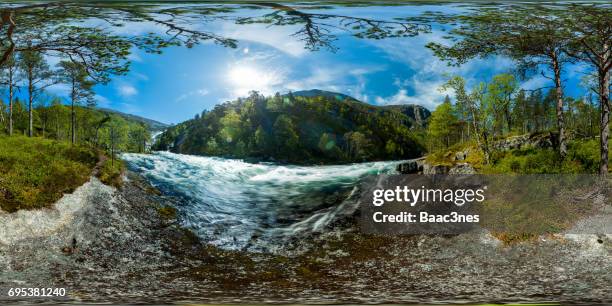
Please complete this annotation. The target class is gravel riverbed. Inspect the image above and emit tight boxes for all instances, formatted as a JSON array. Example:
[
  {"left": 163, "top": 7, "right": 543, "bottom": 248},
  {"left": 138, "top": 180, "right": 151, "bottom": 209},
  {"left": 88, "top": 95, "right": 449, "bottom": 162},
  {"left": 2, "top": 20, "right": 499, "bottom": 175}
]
[{"left": 0, "top": 172, "right": 610, "bottom": 304}]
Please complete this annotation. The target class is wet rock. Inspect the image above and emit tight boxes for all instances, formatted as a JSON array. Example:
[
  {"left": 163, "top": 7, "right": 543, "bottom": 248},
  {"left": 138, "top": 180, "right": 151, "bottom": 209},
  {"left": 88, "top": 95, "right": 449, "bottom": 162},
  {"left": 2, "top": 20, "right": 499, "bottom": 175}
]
[{"left": 396, "top": 158, "right": 424, "bottom": 174}]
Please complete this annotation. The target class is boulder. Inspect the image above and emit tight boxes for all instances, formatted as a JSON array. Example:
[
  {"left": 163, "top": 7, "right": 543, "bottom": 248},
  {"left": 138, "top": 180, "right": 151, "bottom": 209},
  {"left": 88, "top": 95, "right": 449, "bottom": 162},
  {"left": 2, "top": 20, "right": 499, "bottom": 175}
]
[
  {"left": 492, "top": 132, "right": 558, "bottom": 151},
  {"left": 423, "top": 164, "right": 450, "bottom": 175},
  {"left": 454, "top": 150, "right": 469, "bottom": 161},
  {"left": 396, "top": 158, "right": 425, "bottom": 174}
]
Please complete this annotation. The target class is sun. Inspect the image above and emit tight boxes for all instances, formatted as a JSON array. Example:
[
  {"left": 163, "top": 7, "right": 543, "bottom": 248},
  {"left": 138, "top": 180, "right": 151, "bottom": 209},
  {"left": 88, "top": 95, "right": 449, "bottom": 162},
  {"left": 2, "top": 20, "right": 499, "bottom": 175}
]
[
  {"left": 228, "top": 66, "right": 261, "bottom": 87},
  {"left": 227, "top": 65, "right": 281, "bottom": 97}
]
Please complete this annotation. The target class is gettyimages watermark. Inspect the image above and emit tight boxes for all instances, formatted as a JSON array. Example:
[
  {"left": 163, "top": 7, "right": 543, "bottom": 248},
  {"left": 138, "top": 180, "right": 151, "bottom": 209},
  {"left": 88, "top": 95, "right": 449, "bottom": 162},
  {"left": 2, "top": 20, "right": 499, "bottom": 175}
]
[{"left": 360, "top": 174, "right": 611, "bottom": 235}]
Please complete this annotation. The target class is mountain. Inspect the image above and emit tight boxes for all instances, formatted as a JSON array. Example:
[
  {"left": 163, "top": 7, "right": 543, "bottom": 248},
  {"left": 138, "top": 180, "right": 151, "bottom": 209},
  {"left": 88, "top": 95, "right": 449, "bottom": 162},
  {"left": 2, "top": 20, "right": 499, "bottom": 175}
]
[
  {"left": 290, "top": 89, "right": 355, "bottom": 101},
  {"left": 381, "top": 104, "right": 430, "bottom": 127},
  {"left": 98, "top": 108, "right": 169, "bottom": 132},
  {"left": 154, "top": 90, "right": 430, "bottom": 164}
]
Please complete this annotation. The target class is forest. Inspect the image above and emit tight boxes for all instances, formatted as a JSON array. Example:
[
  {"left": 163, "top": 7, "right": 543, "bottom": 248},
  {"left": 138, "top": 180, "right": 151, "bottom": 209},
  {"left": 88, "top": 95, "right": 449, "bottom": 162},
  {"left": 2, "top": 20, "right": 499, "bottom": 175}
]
[
  {"left": 424, "top": 4, "right": 610, "bottom": 175},
  {"left": 154, "top": 91, "right": 429, "bottom": 164},
  {"left": 0, "top": 54, "right": 154, "bottom": 154}
]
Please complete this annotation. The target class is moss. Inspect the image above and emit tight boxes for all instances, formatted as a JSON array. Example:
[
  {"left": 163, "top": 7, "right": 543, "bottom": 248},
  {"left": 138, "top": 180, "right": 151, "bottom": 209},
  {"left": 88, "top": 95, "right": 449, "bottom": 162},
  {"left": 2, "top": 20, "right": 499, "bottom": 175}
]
[
  {"left": 96, "top": 158, "right": 125, "bottom": 188},
  {"left": 492, "top": 232, "right": 538, "bottom": 245},
  {"left": 0, "top": 136, "right": 97, "bottom": 212},
  {"left": 157, "top": 206, "right": 177, "bottom": 221}
]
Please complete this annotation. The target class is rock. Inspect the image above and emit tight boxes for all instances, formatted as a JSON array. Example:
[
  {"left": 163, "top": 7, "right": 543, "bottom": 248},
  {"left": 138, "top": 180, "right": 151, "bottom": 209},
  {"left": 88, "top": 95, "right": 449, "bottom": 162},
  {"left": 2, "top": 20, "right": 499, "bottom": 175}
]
[
  {"left": 454, "top": 150, "right": 466, "bottom": 161},
  {"left": 423, "top": 164, "right": 450, "bottom": 175},
  {"left": 61, "top": 247, "right": 73, "bottom": 255},
  {"left": 396, "top": 158, "right": 424, "bottom": 174},
  {"left": 492, "top": 132, "right": 558, "bottom": 151},
  {"left": 449, "top": 163, "right": 476, "bottom": 174}
]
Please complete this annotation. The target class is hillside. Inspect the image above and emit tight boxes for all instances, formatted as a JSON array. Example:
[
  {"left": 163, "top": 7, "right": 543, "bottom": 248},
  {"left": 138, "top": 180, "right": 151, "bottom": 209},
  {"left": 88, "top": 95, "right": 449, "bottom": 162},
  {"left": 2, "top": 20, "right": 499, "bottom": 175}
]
[
  {"left": 154, "top": 90, "right": 430, "bottom": 164},
  {"left": 0, "top": 136, "right": 98, "bottom": 212},
  {"left": 98, "top": 108, "right": 169, "bottom": 132}
]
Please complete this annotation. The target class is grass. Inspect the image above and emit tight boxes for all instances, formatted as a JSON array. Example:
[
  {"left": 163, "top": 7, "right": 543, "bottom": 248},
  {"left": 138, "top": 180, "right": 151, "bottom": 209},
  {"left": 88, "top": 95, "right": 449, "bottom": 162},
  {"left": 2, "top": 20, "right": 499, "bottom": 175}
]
[
  {"left": 483, "top": 139, "right": 611, "bottom": 174},
  {"left": 96, "top": 157, "right": 125, "bottom": 188},
  {"left": 426, "top": 137, "right": 611, "bottom": 244},
  {"left": 426, "top": 138, "right": 610, "bottom": 174},
  {"left": 0, "top": 135, "right": 98, "bottom": 213}
]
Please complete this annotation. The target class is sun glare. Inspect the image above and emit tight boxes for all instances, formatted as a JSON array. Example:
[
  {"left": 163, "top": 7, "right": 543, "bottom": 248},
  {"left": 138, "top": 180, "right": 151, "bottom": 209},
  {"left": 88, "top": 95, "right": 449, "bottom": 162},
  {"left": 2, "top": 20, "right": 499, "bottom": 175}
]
[{"left": 227, "top": 65, "right": 281, "bottom": 97}]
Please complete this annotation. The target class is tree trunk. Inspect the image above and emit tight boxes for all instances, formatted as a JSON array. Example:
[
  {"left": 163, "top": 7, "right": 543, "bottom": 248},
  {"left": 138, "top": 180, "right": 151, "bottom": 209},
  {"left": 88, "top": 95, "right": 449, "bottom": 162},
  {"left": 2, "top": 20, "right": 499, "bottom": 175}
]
[
  {"left": 28, "top": 69, "right": 33, "bottom": 137},
  {"left": 469, "top": 104, "right": 490, "bottom": 164},
  {"left": 8, "top": 68, "right": 13, "bottom": 136},
  {"left": 504, "top": 107, "right": 512, "bottom": 133},
  {"left": 552, "top": 55, "right": 567, "bottom": 158},
  {"left": 71, "top": 80, "right": 76, "bottom": 144},
  {"left": 599, "top": 66, "right": 610, "bottom": 175},
  {"left": 110, "top": 126, "right": 115, "bottom": 167}
]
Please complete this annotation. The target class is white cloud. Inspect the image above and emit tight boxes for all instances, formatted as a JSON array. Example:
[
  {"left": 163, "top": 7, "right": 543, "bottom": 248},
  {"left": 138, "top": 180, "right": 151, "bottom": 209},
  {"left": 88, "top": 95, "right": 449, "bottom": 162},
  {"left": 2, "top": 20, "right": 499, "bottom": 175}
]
[
  {"left": 176, "top": 88, "right": 210, "bottom": 102},
  {"left": 95, "top": 95, "right": 111, "bottom": 107},
  {"left": 375, "top": 80, "right": 452, "bottom": 110},
  {"left": 286, "top": 65, "right": 383, "bottom": 101},
  {"left": 220, "top": 22, "right": 307, "bottom": 57},
  {"left": 368, "top": 29, "right": 514, "bottom": 110},
  {"left": 46, "top": 83, "right": 70, "bottom": 96},
  {"left": 118, "top": 84, "right": 138, "bottom": 97}
]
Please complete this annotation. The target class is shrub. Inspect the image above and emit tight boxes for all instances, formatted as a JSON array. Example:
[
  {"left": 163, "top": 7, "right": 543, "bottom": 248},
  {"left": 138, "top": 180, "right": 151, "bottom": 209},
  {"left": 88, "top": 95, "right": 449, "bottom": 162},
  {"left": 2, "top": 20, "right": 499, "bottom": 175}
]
[
  {"left": 96, "top": 158, "right": 125, "bottom": 188},
  {"left": 0, "top": 136, "right": 98, "bottom": 212}
]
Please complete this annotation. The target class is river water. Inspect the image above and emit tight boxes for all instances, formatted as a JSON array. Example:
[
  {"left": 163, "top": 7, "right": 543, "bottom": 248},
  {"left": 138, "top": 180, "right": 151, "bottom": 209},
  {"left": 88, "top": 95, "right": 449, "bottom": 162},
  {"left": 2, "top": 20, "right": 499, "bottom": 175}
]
[{"left": 122, "top": 151, "right": 402, "bottom": 252}]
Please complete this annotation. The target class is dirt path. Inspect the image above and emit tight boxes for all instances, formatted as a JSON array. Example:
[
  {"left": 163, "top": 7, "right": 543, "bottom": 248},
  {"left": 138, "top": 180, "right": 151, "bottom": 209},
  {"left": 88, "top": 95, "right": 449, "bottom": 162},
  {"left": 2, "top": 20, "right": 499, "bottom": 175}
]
[{"left": 92, "top": 151, "right": 109, "bottom": 177}]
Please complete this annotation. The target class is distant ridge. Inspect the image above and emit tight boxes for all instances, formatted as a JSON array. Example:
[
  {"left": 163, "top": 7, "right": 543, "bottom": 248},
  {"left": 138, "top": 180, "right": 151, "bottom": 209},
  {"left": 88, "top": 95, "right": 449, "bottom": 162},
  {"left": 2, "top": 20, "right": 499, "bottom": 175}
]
[
  {"left": 98, "top": 108, "right": 169, "bottom": 132},
  {"left": 290, "top": 89, "right": 355, "bottom": 101}
]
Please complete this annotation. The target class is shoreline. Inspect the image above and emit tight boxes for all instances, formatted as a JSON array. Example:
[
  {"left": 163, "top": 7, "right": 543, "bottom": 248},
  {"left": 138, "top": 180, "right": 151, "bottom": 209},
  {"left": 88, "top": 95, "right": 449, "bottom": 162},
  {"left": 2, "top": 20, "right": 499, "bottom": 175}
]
[{"left": 0, "top": 170, "right": 610, "bottom": 304}]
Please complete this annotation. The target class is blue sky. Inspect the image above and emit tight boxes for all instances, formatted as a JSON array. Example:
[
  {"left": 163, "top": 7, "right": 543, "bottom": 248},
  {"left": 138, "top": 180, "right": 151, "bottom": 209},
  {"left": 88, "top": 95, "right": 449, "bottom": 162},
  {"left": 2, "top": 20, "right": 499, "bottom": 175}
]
[{"left": 37, "top": 3, "right": 591, "bottom": 124}]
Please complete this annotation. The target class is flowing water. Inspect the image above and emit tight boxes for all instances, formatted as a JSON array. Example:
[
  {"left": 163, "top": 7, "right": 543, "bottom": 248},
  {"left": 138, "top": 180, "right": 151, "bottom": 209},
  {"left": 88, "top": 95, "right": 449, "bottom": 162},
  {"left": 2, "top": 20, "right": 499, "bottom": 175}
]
[{"left": 122, "top": 151, "right": 402, "bottom": 252}]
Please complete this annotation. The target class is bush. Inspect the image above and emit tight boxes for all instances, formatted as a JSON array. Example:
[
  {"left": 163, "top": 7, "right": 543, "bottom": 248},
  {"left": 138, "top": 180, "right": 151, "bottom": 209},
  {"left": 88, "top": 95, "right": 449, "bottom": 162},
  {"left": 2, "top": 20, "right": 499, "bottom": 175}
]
[
  {"left": 0, "top": 136, "right": 98, "bottom": 212},
  {"left": 96, "top": 157, "right": 125, "bottom": 188}
]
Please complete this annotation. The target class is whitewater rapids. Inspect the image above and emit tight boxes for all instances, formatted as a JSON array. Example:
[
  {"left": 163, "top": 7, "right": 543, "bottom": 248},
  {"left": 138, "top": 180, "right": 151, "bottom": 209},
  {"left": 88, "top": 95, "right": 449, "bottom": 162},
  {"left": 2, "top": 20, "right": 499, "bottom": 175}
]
[{"left": 122, "top": 151, "right": 402, "bottom": 252}]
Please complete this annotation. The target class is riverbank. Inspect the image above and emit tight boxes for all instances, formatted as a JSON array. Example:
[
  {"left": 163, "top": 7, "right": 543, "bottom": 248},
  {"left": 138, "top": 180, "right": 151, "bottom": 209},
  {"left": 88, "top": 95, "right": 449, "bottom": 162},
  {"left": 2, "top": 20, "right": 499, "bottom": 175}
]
[{"left": 0, "top": 165, "right": 610, "bottom": 304}]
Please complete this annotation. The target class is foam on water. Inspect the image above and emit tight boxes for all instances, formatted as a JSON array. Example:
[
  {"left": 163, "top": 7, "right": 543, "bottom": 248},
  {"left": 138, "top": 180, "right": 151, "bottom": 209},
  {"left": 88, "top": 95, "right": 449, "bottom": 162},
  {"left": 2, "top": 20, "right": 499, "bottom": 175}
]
[{"left": 122, "top": 151, "right": 401, "bottom": 251}]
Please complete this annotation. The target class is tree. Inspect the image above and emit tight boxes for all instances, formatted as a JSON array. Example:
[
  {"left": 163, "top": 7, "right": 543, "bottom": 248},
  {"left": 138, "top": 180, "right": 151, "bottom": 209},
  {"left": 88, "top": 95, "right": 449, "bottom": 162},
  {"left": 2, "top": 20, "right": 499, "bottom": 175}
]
[
  {"left": 254, "top": 125, "right": 269, "bottom": 153},
  {"left": 428, "top": 97, "right": 458, "bottom": 148},
  {"left": 18, "top": 49, "right": 53, "bottom": 137},
  {"left": 441, "top": 76, "right": 492, "bottom": 164},
  {"left": 561, "top": 5, "right": 611, "bottom": 174},
  {"left": 273, "top": 115, "right": 299, "bottom": 158},
  {"left": 236, "top": 3, "right": 430, "bottom": 52},
  {"left": 485, "top": 74, "right": 518, "bottom": 135},
  {"left": 345, "top": 131, "right": 373, "bottom": 161},
  {"left": 426, "top": 5, "right": 575, "bottom": 157},
  {"left": 56, "top": 61, "right": 94, "bottom": 144},
  {"left": 0, "top": 54, "right": 18, "bottom": 135}
]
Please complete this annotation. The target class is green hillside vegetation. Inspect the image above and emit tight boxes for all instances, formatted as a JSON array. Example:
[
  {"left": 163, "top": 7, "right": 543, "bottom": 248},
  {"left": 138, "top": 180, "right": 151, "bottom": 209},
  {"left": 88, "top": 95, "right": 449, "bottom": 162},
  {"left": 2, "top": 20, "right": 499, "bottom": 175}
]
[
  {"left": 155, "top": 91, "right": 428, "bottom": 164},
  {"left": 0, "top": 136, "right": 98, "bottom": 212},
  {"left": 426, "top": 73, "right": 609, "bottom": 174},
  {"left": 0, "top": 98, "right": 155, "bottom": 212},
  {"left": 1, "top": 97, "right": 152, "bottom": 154}
]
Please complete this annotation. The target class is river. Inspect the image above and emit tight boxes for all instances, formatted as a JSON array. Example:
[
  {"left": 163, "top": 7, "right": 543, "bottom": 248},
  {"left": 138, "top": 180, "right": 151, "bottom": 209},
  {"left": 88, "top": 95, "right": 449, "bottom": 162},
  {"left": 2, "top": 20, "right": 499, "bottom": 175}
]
[{"left": 122, "top": 151, "right": 402, "bottom": 252}]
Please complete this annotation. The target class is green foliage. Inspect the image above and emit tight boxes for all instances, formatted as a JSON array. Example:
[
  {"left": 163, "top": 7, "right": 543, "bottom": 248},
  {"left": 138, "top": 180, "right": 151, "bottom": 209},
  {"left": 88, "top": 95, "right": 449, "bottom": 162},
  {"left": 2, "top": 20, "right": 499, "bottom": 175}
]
[
  {"left": 155, "top": 92, "right": 427, "bottom": 164},
  {"left": 427, "top": 97, "right": 457, "bottom": 148},
  {"left": 482, "top": 139, "right": 611, "bottom": 174},
  {"left": 0, "top": 136, "right": 97, "bottom": 212},
  {"left": 96, "top": 157, "right": 125, "bottom": 188},
  {"left": 0, "top": 99, "right": 152, "bottom": 153}
]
